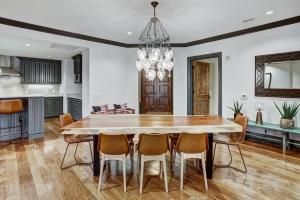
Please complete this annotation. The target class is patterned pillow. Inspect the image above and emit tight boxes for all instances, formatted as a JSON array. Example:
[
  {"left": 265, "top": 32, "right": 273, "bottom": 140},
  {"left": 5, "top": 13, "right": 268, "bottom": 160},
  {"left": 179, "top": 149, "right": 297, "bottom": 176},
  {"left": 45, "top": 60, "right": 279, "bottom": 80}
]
[
  {"left": 99, "top": 104, "right": 109, "bottom": 114},
  {"left": 114, "top": 104, "right": 122, "bottom": 109},
  {"left": 114, "top": 103, "right": 128, "bottom": 113},
  {"left": 92, "top": 106, "right": 101, "bottom": 113}
]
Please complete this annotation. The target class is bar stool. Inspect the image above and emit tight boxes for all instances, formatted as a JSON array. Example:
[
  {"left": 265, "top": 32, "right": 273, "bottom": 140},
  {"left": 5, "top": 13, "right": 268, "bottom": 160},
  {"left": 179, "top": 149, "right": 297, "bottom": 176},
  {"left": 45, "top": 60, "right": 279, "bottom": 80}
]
[{"left": 0, "top": 99, "right": 23, "bottom": 148}]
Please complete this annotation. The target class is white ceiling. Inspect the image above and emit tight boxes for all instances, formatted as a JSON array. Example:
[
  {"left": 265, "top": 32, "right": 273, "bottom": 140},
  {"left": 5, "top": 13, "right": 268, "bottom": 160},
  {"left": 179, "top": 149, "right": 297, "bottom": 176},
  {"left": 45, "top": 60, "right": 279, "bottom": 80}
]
[
  {"left": 0, "top": 0, "right": 300, "bottom": 43},
  {"left": 0, "top": 33, "right": 80, "bottom": 60}
]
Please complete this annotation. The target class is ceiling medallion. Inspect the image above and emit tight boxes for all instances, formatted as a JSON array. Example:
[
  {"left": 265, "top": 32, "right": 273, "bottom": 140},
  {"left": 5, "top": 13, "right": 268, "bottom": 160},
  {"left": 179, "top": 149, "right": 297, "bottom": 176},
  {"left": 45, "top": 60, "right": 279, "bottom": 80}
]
[{"left": 136, "top": 1, "right": 174, "bottom": 81}]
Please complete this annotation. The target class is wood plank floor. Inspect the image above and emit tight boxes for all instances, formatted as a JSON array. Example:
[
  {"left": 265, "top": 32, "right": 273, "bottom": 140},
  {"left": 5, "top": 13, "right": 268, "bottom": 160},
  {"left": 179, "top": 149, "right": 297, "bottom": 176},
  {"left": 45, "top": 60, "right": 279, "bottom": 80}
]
[{"left": 1, "top": 118, "right": 300, "bottom": 200}]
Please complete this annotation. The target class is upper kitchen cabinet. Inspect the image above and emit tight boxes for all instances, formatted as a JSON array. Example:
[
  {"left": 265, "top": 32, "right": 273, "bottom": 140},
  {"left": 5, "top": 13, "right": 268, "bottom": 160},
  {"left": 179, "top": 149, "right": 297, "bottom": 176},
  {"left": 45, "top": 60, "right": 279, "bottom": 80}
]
[
  {"left": 72, "top": 54, "right": 82, "bottom": 83},
  {"left": 19, "top": 57, "right": 61, "bottom": 84}
]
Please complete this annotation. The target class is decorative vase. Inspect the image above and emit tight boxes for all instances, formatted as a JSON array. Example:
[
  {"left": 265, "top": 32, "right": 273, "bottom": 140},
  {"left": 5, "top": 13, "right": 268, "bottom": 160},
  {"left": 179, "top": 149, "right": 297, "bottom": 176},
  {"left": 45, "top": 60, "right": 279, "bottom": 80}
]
[
  {"left": 280, "top": 118, "right": 294, "bottom": 129},
  {"left": 234, "top": 113, "right": 243, "bottom": 119},
  {"left": 255, "top": 111, "right": 263, "bottom": 125}
]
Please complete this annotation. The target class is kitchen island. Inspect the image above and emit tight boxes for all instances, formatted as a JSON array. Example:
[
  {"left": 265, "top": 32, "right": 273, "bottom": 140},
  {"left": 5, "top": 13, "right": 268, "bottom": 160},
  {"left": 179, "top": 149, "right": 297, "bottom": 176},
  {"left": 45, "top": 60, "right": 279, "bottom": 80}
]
[{"left": 0, "top": 95, "right": 44, "bottom": 141}]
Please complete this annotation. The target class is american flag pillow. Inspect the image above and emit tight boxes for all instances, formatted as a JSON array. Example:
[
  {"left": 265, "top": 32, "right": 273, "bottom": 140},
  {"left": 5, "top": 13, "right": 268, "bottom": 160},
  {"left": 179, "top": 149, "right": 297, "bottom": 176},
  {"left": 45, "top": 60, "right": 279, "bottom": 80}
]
[
  {"left": 99, "top": 104, "right": 109, "bottom": 114},
  {"left": 92, "top": 106, "right": 101, "bottom": 113},
  {"left": 114, "top": 103, "right": 128, "bottom": 113}
]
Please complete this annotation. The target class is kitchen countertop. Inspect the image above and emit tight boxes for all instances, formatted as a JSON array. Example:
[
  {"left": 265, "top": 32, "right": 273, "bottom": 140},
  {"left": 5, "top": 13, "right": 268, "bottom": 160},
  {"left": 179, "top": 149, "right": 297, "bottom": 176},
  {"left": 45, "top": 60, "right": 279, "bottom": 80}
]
[
  {"left": 0, "top": 94, "right": 63, "bottom": 98},
  {"left": 67, "top": 94, "right": 82, "bottom": 100}
]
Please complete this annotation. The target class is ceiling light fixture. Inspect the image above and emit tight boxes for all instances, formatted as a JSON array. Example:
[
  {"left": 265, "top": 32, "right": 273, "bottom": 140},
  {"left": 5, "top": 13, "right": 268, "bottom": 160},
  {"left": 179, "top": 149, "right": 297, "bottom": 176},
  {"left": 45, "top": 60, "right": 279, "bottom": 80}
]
[
  {"left": 25, "top": 43, "right": 31, "bottom": 47},
  {"left": 127, "top": 31, "right": 132, "bottom": 35},
  {"left": 136, "top": 1, "right": 173, "bottom": 81},
  {"left": 242, "top": 18, "right": 255, "bottom": 23},
  {"left": 47, "top": 56, "right": 51, "bottom": 58},
  {"left": 266, "top": 10, "right": 274, "bottom": 15}
]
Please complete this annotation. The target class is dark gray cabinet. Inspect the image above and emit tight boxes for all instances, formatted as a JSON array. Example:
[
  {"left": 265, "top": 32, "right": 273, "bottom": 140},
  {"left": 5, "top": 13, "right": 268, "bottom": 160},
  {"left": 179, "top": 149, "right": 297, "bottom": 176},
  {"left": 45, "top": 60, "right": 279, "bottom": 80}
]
[
  {"left": 44, "top": 97, "right": 63, "bottom": 118},
  {"left": 19, "top": 57, "right": 61, "bottom": 84},
  {"left": 0, "top": 97, "right": 44, "bottom": 141},
  {"left": 72, "top": 54, "right": 82, "bottom": 83},
  {"left": 28, "top": 97, "right": 44, "bottom": 135},
  {"left": 67, "top": 97, "right": 82, "bottom": 121}
]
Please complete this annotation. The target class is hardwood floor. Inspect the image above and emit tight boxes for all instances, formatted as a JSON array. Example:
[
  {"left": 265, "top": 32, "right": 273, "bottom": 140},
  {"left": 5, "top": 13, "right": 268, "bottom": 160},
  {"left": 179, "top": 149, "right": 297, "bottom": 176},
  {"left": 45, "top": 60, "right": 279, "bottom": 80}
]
[{"left": 1, "top": 118, "right": 300, "bottom": 200}]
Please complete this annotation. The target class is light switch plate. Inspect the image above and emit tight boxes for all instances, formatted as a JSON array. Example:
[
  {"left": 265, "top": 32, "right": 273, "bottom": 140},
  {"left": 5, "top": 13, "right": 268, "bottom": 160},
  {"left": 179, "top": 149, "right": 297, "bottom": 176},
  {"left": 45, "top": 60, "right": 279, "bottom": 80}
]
[{"left": 240, "top": 93, "right": 248, "bottom": 100}]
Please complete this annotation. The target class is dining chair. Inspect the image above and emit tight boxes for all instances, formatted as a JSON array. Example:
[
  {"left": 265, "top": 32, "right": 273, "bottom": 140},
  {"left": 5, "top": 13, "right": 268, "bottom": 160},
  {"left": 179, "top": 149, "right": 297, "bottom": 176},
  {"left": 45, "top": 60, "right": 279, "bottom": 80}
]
[
  {"left": 213, "top": 115, "right": 248, "bottom": 173},
  {"left": 174, "top": 133, "right": 208, "bottom": 191},
  {"left": 98, "top": 133, "right": 133, "bottom": 192},
  {"left": 59, "top": 113, "right": 93, "bottom": 169},
  {"left": 137, "top": 134, "right": 169, "bottom": 194}
]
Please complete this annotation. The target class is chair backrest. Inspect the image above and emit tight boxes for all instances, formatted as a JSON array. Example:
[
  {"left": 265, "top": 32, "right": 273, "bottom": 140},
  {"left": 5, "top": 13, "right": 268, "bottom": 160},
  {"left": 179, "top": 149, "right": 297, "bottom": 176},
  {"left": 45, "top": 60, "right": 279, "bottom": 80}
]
[
  {"left": 175, "top": 133, "right": 207, "bottom": 153},
  {"left": 138, "top": 134, "right": 169, "bottom": 155},
  {"left": 0, "top": 99, "right": 23, "bottom": 114},
  {"left": 59, "top": 113, "right": 74, "bottom": 128},
  {"left": 98, "top": 134, "right": 130, "bottom": 155},
  {"left": 231, "top": 115, "right": 248, "bottom": 143}
]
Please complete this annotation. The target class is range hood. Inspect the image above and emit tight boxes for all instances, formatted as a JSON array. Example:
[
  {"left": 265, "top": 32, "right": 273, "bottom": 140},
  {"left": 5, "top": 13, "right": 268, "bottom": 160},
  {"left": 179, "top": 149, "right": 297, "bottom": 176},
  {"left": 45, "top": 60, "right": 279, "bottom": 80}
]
[{"left": 0, "top": 55, "right": 20, "bottom": 76}]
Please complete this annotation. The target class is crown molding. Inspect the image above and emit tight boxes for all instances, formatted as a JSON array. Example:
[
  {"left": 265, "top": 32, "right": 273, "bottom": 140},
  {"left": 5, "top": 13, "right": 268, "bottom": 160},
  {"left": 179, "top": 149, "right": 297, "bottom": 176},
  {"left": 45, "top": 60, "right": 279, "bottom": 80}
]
[
  {"left": 0, "top": 15, "right": 299, "bottom": 48},
  {"left": 184, "top": 15, "right": 300, "bottom": 47},
  {"left": 0, "top": 17, "right": 128, "bottom": 47}
]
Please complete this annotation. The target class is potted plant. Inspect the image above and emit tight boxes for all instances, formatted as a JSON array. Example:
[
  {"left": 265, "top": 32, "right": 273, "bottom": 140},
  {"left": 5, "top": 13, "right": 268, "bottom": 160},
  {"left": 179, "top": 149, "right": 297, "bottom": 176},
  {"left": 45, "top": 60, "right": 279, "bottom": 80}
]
[
  {"left": 228, "top": 100, "right": 243, "bottom": 119},
  {"left": 274, "top": 101, "right": 300, "bottom": 129}
]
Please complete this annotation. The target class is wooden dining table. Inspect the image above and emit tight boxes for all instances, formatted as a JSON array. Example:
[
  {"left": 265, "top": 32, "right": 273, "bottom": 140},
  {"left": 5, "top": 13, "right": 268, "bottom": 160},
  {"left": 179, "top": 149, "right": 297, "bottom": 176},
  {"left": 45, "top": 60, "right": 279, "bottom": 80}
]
[{"left": 62, "top": 114, "right": 242, "bottom": 179}]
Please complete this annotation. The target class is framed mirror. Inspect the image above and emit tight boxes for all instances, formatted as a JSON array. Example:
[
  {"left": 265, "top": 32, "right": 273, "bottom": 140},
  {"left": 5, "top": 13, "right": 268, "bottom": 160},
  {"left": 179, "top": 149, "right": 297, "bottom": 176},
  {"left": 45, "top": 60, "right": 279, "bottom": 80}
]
[{"left": 255, "top": 51, "right": 300, "bottom": 98}]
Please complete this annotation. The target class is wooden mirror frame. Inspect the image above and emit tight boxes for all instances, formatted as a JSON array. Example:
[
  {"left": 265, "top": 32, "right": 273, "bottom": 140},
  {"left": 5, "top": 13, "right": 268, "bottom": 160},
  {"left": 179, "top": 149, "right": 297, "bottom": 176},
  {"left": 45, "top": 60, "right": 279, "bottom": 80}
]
[{"left": 255, "top": 51, "right": 300, "bottom": 98}]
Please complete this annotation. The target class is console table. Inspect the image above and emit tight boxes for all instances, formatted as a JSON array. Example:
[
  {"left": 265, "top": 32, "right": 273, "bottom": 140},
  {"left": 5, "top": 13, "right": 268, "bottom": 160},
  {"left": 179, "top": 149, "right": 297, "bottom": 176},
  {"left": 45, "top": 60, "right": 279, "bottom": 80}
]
[{"left": 247, "top": 120, "right": 300, "bottom": 154}]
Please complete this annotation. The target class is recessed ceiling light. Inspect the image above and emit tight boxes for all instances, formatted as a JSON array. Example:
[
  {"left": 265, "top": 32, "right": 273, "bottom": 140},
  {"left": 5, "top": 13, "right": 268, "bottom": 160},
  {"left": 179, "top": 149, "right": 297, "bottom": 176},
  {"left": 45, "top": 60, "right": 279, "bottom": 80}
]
[
  {"left": 47, "top": 56, "right": 51, "bottom": 58},
  {"left": 242, "top": 18, "right": 255, "bottom": 23},
  {"left": 127, "top": 31, "right": 132, "bottom": 35},
  {"left": 25, "top": 43, "right": 31, "bottom": 47},
  {"left": 266, "top": 10, "right": 274, "bottom": 15}
]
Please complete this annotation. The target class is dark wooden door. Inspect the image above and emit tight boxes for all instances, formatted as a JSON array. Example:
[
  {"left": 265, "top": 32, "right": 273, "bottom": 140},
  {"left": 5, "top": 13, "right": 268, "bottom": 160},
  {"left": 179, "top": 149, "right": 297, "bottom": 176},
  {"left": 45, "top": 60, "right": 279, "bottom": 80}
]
[
  {"left": 140, "top": 71, "right": 173, "bottom": 114},
  {"left": 192, "top": 61, "right": 210, "bottom": 115}
]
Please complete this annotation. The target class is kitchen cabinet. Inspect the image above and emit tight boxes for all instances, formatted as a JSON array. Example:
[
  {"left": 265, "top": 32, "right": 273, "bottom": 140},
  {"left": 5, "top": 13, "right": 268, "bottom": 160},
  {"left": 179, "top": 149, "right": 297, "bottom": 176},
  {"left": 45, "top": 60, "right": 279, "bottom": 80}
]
[
  {"left": 28, "top": 97, "right": 44, "bottom": 135},
  {"left": 0, "top": 97, "right": 44, "bottom": 141},
  {"left": 67, "top": 97, "right": 82, "bottom": 121},
  {"left": 72, "top": 54, "right": 82, "bottom": 83},
  {"left": 44, "top": 97, "right": 63, "bottom": 118},
  {"left": 19, "top": 57, "right": 61, "bottom": 84}
]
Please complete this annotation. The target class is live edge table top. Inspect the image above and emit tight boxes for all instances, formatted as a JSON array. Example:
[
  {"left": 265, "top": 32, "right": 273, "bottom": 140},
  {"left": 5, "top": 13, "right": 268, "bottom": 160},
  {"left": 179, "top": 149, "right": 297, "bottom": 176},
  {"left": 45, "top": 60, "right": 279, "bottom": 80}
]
[{"left": 62, "top": 114, "right": 242, "bottom": 134}]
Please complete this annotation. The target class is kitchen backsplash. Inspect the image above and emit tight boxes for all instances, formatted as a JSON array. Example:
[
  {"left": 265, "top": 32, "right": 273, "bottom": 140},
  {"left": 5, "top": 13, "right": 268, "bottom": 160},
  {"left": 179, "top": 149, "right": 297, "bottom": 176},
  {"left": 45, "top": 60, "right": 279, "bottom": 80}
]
[{"left": 0, "top": 76, "right": 61, "bottom": 96}]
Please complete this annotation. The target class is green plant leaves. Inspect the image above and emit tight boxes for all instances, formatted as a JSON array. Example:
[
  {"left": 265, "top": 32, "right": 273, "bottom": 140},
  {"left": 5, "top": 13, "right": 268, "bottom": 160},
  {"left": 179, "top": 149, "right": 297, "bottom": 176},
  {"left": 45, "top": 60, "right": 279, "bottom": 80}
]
[
  {"left": 228, "top": 100, "right": 243, "bottom": 113},
  {"left": 273, "top": 100, "right": 300, "bottom": 119}
]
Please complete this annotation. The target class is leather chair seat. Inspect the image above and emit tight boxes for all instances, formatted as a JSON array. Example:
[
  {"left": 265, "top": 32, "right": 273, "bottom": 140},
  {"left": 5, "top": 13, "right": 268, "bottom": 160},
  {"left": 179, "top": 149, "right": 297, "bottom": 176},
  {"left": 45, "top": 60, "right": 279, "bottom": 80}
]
[
  {"left": 213, "top": 132, "right": 243, "bottom": 144},
  {"left": 64, "top": 134, "right": 93, "bottom": 143},
  {"left": 0, "top": 99, "right": 23, "bottom": 114}
]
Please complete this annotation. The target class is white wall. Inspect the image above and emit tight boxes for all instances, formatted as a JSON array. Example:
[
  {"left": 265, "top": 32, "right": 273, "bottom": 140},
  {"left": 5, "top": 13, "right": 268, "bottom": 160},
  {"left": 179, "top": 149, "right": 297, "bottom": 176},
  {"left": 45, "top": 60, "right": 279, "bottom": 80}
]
[
  {"left": 60, "top": 58, "right": 82, "bottom": 113},
  {"left": 1, "top": 22, "right": 300, "bottom": 133},
  {"left": 172, "top": 23, "right": 300, "bottom": 129},
  {"left": 0, "top": 24, "right": 136, "bottom": 117},
  {"left": 88, "top": 45, "right": 138, "bottom": 110}
]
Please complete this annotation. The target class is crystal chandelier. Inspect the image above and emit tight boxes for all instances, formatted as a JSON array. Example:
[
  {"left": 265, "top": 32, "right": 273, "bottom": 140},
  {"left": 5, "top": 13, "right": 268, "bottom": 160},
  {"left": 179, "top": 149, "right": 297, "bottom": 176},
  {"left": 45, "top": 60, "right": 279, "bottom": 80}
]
[{"left": 136, "top": 1, "right": 174, "bottom": 81}]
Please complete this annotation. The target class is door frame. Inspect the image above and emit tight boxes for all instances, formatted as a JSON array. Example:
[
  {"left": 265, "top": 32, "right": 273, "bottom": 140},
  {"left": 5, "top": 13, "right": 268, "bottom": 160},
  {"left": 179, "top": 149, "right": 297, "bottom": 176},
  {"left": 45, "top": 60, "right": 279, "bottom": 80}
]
[{"left": 187, "top": 52, "right": 222, "bottom": 115}]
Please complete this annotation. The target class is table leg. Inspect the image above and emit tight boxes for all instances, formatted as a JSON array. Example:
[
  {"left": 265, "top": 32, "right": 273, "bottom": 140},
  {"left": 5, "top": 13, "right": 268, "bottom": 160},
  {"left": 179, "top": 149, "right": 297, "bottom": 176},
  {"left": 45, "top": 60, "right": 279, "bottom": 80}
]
[
  {"left": 282, "top": 132, "right": 290, "bottom": 155},
  {"left": 206, "top": 133, "right": 213, "bottom": 179},
  {"left": 93, "top": 135, "right": 100, "bottom": 176}
]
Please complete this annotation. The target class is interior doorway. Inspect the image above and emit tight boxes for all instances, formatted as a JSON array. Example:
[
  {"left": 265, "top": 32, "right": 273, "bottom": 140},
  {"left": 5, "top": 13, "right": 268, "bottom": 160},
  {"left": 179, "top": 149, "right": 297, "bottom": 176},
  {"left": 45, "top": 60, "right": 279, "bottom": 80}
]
[
  {"left": 139, "top": 71, "right": 173, "bottom": 114},
  {"left": 187, "top": 53, "right": 222, "bottom": 115}
]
